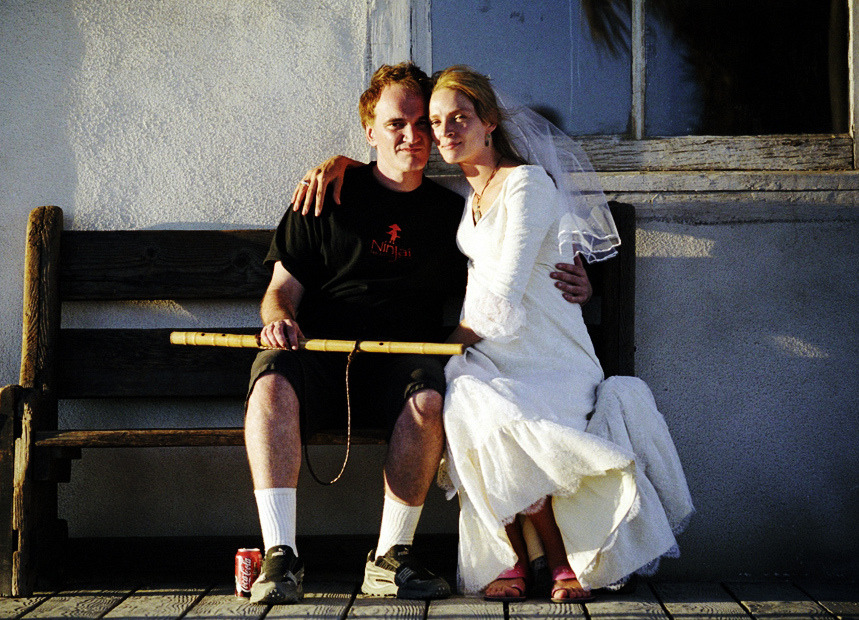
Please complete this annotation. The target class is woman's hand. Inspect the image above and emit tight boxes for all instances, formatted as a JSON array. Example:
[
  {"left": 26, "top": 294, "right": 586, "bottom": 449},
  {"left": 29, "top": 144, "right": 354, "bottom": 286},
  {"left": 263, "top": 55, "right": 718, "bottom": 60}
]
[
  {"left": 447, "top": 322, "right": 482, "bottom": 348},
  {"left": 291, "top": 156, "right": 364, "bottom": 216},
  {"left": 550, "top": 255, "right": 592, "bottom": 305}
]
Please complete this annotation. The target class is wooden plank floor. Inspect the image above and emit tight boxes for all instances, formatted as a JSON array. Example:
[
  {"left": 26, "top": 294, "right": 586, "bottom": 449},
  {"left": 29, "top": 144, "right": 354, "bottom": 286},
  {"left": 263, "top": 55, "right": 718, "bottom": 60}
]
[
  {"left": 2, "top": 578, "right": 857, "bottom": 619},
  {"left": 2, "top": 540, "right": 856, "bottom": 618}
]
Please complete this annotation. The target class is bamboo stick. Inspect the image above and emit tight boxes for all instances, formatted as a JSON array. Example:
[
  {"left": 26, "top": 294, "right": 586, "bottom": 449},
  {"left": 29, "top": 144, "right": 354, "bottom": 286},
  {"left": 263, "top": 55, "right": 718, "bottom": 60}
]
[{"left": 169, "top": 331, "right": 464, "bottom": 355}]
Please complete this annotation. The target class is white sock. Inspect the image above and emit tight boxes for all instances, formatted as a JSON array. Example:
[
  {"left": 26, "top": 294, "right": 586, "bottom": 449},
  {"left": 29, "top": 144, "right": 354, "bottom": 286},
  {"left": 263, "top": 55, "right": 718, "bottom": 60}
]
[
  {"left": 375, "top": 495, "right": 423, "bottom": 559},
  {"left": 254, "top": 488, "right": 297, "bottom": 556}
]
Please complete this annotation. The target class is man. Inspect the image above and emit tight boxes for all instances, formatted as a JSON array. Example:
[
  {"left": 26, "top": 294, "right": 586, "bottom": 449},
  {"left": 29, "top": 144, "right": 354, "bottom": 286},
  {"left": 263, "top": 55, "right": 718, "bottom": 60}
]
[{"left": 245, "top": 62, "right": 593, "bottom": 605}]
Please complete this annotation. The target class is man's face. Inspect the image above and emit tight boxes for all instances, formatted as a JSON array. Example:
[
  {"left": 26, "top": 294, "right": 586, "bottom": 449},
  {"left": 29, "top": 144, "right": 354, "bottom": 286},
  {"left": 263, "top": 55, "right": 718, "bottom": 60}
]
[{"left": 365, "top": 84, "right": 431, "bottom": 181}]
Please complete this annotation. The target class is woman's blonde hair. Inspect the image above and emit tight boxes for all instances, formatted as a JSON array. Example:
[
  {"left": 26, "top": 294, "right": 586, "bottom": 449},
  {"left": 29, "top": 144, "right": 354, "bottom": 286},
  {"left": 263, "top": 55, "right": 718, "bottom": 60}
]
[{"left": 431, "top": 65, "right": 526, "bottom": 165}]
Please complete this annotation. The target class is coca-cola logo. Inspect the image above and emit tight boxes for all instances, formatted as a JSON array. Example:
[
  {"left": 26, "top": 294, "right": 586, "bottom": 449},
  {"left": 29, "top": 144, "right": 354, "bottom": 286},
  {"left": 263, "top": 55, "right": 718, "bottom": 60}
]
[{"left": 238, "top": 557, "right": 255, "bottom": 587}]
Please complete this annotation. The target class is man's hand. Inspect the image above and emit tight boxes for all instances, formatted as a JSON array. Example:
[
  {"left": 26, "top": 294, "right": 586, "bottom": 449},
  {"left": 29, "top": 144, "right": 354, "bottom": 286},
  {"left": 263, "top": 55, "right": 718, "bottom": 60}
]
[
  {"left": 259, "top": 263, "right": 306, "bottom": 350},
  {"left": 259, "top": 318, "right": 305, "bottom": 351},
  {"left": 291, "top": 156, "right": 363, "bottom": 217},
  {"left": 550, "top": 255, "right": 592, "bottom": 305}
]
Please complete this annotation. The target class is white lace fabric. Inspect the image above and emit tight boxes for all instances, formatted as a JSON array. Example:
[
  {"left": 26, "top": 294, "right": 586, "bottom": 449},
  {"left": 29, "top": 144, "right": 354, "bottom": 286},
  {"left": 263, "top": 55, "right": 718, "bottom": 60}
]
[{"left": 461, "top": 271, "right": 525, "bottom": 342}]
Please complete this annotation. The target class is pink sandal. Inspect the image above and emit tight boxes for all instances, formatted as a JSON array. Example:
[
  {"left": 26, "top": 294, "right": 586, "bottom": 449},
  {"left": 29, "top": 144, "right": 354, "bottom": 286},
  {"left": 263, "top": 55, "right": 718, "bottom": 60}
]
[
  {"left": 550, "top": 566, "right": 596, "bottom": 603},
  {"left": 483, "top": 564, "right": 528, "bottom": 602}
]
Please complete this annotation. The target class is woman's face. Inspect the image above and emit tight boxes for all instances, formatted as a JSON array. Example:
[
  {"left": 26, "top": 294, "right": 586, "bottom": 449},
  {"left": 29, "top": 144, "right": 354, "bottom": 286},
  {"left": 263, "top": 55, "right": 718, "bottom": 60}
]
[{"left": 429, "top": 87, "right": 495, "bottom": 165}]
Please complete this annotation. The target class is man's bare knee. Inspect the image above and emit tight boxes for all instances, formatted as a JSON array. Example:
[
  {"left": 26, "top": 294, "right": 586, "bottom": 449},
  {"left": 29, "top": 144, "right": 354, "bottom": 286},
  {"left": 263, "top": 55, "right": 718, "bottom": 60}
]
[
  {"left": 405, "top": 389, "right": 443, "bottom": 426},
  {"left": 385, "top": 389, "right": 445, "bottom": 504},
  {"left": 247, "top": 372, "right": 298, "bottom": 420}
]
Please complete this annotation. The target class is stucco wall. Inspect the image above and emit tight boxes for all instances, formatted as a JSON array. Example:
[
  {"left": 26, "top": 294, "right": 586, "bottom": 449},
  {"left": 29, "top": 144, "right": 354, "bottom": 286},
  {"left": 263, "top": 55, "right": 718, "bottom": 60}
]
[
  {"left": 1, "top": 0, "right": 368, "bottom": 369},
  {"left": 630, "top": 198, "right": 858, "bottom": 579},
  {"left": 2, "top": 0, "right": 857, "bottom": 581}
]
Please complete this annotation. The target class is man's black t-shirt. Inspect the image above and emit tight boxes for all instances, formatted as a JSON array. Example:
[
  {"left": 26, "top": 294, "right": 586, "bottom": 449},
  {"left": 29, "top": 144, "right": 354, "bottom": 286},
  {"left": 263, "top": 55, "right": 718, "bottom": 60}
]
[{"left": 265, "top": 164, "right": 466, "bottom": 342}]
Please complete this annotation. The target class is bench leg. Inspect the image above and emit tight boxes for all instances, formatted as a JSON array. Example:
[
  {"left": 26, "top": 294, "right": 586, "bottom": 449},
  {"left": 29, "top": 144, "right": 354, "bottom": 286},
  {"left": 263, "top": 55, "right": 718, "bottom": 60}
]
[
  {"left": 8, "top": 392, "right": 70, "bottom": 597},
  {"left": 11, "top": 389, "right": 35, "bottom": 598},
  {"left": 0, "top": 385, "right": 21, "bottom": 597}
]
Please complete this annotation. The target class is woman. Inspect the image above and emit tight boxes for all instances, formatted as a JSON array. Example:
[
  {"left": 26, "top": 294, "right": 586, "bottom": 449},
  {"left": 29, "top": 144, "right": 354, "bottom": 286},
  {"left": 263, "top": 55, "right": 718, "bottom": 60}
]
[
  {"left": 424, "top": 66, "right": 694, "bottom": 602},
  {"left": 294, "top": 66, "right": 694, "bottom": 602}
]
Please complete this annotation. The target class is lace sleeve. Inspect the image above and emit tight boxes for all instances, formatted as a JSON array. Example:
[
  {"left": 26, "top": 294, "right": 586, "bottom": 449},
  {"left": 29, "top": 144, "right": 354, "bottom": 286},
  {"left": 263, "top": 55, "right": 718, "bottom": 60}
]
[
  {"left": 462, "top": 167, "right": 562, "bottom": 341},
  {"left": 462, "top": 270, "right": 525, "bottom": 342}
]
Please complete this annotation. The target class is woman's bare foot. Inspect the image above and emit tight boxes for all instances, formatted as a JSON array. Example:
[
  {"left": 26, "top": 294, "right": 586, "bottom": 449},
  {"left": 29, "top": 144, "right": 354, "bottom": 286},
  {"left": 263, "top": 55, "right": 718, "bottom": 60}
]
[
  {"left": 483, "top": 565, "right": 528, "bottom": 602},
  {"left": 550, "top": 566, "right": 595, "bottom": 603}
]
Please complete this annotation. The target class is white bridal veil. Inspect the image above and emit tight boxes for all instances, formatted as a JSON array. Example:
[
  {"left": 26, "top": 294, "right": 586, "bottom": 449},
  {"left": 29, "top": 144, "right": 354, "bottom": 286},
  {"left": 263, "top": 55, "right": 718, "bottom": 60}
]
[{"left": 496, "top": 92, "right": 621, "bottom": 263}]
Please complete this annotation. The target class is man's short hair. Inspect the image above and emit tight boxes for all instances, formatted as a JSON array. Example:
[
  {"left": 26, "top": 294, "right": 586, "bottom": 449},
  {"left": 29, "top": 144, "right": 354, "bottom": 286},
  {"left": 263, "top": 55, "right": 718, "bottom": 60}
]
[{"left": 358, "top": 62, "right": 431, "bottom": 128}]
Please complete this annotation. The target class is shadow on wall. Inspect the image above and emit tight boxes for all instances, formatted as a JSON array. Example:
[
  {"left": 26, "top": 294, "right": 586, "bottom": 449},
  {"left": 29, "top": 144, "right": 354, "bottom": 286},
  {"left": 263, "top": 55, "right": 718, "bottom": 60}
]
[
  {"left": 0, "top": 3, "right": 82, "bottom": 385},
  {"left": 59, "top": 444, "right": 460, "bottom": 539},
  {"left": 635, "top": 217, "right": 859, "bottom": 579}
]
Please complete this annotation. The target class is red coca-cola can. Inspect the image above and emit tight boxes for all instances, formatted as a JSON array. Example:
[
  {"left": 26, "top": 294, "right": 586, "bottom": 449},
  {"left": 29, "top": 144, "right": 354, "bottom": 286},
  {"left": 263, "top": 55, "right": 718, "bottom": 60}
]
[{"left": 235, "top": 548, "right": 262, "bottom": 598}]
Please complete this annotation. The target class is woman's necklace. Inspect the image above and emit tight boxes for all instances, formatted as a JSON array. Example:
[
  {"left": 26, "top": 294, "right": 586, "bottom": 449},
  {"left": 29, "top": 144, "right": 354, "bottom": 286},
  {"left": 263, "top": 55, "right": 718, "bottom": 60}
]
[{"left": 473, "top": 157, "right": 503, "bottom": 224}]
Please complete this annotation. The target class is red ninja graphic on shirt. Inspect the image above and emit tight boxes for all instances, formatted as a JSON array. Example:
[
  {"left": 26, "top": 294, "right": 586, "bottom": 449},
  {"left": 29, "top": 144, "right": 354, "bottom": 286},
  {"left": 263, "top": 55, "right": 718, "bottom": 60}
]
[{"left": 371, "top": 223, "right": 412, "bottom": 261}]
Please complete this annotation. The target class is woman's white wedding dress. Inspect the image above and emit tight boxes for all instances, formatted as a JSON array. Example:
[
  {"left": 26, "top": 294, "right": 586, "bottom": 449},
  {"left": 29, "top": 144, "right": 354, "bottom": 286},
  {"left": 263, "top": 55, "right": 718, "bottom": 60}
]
[{"left": 440, "top": 165, "right": 694, "bottom": 593}]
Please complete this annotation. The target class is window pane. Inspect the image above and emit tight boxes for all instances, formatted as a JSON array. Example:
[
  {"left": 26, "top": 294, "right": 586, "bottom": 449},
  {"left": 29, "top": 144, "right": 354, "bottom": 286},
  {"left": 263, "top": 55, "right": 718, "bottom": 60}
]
[
  {"left": 432, "top": 0, "right": 631, "bottom": 136},
  {"left": 645, "top": 0, "right": 849, "bottom": 136}
]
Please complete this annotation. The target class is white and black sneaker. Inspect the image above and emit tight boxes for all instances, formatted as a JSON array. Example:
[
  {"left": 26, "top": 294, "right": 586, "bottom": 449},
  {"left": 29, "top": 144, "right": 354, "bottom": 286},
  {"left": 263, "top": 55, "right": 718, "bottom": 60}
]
[
  {"left": 249, "top": 545, "right": 304, "bottom": 604},
  {"left": 361, "top": 545, "right": 451, "bottom": 600}
]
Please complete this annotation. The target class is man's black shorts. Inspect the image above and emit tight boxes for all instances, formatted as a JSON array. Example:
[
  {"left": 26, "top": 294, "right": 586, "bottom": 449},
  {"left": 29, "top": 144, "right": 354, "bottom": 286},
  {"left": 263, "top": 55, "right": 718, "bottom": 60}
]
[{"left": 247, "top": 349, "right": 447, "bottom": 440}]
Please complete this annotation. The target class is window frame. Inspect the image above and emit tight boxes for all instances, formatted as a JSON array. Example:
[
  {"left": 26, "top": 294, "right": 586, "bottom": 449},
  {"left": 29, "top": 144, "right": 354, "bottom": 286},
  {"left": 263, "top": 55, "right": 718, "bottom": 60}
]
[{"left": 372, "top": 0, "right": 857, "bottom": 173}]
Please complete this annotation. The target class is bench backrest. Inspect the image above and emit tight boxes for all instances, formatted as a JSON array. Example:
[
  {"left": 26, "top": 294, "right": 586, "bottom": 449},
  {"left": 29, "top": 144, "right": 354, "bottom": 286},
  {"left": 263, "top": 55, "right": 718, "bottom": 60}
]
[{"left": 21, "top": 203, "right": 635, "bottom": 405}]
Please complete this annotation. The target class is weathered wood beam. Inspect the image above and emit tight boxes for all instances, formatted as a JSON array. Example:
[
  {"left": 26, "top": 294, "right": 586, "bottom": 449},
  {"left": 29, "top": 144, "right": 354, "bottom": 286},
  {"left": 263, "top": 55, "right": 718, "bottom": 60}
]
[
  {"left": 0, "top": 385, "right": 22, "bottom": 597},
  {"left": 20, "top": 206, "right": 62, "bottom": 402},
  {"left": 56, "top": 328, "right": 259, "bottom": 399},
  {"left": 33, "top": 428, "right": 386, "bottom": 448},
  {"left": 14, "top": 206, "right": 64, "bottom": 597},
  {"left": 631, "top": 0, "right": 645, "bottom": 140},
  {"left": 427, "top": 135, "right": 853, "bottom": 174},
  {"left": 59, "top": 229, "right": 271, "bottom": 301},
  {"left": 850, "top": 0, "right": 858, "bottom": 167}
]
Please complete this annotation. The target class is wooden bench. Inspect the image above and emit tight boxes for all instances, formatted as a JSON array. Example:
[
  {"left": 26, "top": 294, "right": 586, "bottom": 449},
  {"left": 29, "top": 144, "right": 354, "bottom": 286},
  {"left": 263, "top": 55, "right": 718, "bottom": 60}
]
[{"left": 0, "top": 202, "right": 635, "bottom": 597}]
